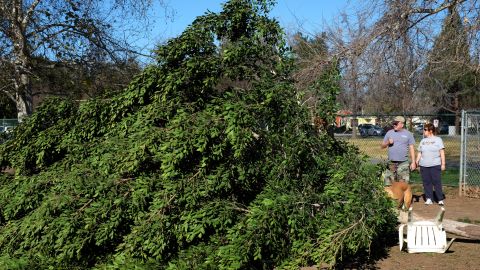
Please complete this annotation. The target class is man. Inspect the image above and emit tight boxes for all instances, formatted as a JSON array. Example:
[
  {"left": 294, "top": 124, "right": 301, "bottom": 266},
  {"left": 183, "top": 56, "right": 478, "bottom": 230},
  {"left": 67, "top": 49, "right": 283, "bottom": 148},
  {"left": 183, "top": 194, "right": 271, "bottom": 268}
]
[{"left": 381, "top": 116, "right": 416, "bottom": 185}]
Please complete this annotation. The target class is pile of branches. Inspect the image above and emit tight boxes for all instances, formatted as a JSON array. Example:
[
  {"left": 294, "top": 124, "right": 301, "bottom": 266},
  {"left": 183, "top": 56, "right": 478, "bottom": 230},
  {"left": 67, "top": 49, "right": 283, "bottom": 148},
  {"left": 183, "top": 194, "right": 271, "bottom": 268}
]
[{"left": 0, "top": 0, "right": 396, "bottom": 268}]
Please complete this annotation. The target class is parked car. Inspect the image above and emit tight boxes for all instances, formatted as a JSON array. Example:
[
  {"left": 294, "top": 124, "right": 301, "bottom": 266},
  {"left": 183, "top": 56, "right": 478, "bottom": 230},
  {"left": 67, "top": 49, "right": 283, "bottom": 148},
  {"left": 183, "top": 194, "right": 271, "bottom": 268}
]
[
  {"left": 415, "top": 123, "right": 450, "bottom": 135},
  {"left": 0, "top": 126, "right": 12, "bottom": 134},
  {"left": 358, "top": 124, "right": 369, "bottom": 137},
  {"left": 359, "top": 124, "right": 385, "bottom": 137},
  {"left": 369, "top": 125, "right": 385, "bottom": 136},
  {"left": 383, "top": 124, "right": 394, "bottom": 133},
  {"left": 438, "top": 124, "right": 449, "bottom": 134},
  {"left": 414, "top": 124, "right": 424, "bottom": 134}
]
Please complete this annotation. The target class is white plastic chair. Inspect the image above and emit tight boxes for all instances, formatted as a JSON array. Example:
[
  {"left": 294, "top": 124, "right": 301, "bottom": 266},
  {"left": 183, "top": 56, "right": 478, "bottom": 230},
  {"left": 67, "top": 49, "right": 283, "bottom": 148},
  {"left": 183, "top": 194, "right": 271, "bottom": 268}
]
[{"left": 399, "top": 207, "right": 455, "bottom": 253}]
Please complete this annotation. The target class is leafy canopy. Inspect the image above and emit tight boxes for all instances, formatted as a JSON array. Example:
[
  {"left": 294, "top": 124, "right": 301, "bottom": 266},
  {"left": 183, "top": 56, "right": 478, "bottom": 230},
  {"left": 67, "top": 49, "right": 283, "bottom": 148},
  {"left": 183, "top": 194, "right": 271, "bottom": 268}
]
[{"left": 0, "top": 0, "right": 395, "bottom": 268}]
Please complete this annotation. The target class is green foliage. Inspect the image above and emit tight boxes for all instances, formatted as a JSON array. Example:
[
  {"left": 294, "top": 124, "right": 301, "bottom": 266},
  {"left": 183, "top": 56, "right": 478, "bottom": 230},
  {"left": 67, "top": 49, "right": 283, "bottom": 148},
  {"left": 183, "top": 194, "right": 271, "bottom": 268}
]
[
  {"left": 424, "top": 6, "right": 479, "bottom": 111},
  {"left": 0, "top": 0, "right": 396, "bottom": 268}
]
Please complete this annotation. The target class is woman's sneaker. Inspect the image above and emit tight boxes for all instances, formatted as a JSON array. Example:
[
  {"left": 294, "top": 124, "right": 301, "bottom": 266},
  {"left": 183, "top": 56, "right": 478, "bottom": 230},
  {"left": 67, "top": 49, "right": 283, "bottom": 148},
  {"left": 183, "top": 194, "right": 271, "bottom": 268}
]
[
  {"left": 425, "top": 198, "right": 433, "bottom": 205},
  {"left": 438, "top": 200, "right": 444, "bottom": 205}
]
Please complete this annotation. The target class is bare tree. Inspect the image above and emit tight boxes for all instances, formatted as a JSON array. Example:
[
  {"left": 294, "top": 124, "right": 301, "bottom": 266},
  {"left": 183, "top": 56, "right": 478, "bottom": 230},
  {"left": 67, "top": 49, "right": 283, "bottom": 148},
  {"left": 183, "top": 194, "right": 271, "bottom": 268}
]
[
  {"left": 0, "top": 0, "right": 170, "bottom": 121},
  {"left": 324, "top": 0, "right": 480, "bottom": 122},
  {"left": 325, "top": 11, "right": 379, "bottom": 136}
]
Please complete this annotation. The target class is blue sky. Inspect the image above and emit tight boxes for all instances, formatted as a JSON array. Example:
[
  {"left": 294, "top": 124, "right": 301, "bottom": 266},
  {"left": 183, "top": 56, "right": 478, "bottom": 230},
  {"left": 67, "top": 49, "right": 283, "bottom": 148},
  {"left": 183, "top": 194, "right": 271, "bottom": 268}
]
[
  {"left": 163, "top": 0, "right": 351, "bottom": 37},
  {"left": 135, "top": 0, "right": 352, "bottom": 59}
]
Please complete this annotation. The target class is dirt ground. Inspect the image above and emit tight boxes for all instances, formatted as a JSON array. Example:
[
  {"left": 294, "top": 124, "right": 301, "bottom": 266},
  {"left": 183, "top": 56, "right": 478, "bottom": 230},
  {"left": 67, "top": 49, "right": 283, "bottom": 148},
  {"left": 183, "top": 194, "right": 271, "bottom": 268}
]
[{"left": 374, "top": 185, "right": 480, "bottom": 270}]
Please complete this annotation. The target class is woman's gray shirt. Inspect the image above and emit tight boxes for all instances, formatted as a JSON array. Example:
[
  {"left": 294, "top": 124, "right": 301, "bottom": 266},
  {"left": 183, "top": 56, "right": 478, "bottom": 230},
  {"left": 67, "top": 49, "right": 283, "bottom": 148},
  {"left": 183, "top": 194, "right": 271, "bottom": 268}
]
[{"left": 418, "top": 136, "right": 444, "bottom": 167}]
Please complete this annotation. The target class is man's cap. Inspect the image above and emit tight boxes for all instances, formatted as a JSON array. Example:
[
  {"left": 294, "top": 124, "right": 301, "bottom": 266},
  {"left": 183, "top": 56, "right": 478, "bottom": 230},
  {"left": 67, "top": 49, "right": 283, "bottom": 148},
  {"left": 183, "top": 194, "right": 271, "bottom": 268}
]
[{"left": 393, "top": 116, "right": 405, "bottom": 123}]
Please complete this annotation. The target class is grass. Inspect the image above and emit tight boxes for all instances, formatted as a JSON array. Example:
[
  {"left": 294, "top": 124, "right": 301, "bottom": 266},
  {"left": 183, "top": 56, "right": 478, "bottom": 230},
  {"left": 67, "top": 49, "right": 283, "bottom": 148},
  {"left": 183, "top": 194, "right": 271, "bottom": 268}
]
[
  {"left": 457, "top": 217, "right": 480, "bottom": 224},
  {"left": 410, "top": 168, "right": 460, "bottom": 187},
  {"left": 440, "top": 136, "right": 462, "bottom": 161},
  {"left": 337, "top": 135, "right": 462, "bottom": 162},
  {"left": 335, "top": 135, "right": 480, "bottom": 190}
]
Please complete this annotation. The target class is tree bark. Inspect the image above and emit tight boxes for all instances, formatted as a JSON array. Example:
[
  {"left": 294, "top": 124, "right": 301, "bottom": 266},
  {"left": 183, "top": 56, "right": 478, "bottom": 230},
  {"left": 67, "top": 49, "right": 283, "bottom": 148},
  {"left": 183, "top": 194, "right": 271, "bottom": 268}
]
[
  {"left": 441, "top": 218, "right": 480, "bottom": 240},
  {"left": 454, "top": 95, "right": 460, "bottom": 135},
  {"left": 14, "top": 53, "right": 33, "bottom": 122},
  {"left": 11, "top": 1, "right": 33, "bottom": 122},
  {"left": 15, "top": 75, "right": 33, "bottom": 122}
]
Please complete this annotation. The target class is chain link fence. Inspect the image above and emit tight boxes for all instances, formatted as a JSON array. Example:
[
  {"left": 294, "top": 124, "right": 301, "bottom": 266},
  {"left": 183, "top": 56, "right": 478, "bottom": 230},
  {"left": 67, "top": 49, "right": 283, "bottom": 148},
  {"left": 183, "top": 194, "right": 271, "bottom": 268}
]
[
  {"left": 460, "top": 110, "right": 480, "bottom": 198},
  {"left": 334, "top": 114, "right": 461, "bottom": 186}
]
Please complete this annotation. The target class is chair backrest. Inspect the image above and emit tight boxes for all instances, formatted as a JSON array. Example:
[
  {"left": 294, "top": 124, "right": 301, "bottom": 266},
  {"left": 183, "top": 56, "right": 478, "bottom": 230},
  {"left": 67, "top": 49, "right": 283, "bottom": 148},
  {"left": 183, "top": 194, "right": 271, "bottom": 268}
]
[
  {"left": 403, "top": 207, "right": 454, "bottom": 253},
  {"left": 407, "top": 206, "right": 445, "bottom": 225}
]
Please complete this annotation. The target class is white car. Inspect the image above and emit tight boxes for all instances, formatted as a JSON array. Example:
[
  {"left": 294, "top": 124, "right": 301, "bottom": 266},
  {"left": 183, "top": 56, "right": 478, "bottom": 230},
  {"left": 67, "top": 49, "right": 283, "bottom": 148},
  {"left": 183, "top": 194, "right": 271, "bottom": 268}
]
[
  {"left": 414, "top": 124, "right": 424, "bottom": 134},
  {"left": 0, "top": 126, "right": 13, "bottom": 134}
]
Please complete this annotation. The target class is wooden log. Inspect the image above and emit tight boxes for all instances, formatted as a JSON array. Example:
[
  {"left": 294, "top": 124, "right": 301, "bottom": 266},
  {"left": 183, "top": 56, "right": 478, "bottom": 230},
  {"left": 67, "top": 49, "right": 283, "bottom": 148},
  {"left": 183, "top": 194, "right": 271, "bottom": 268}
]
[
  {"left": 399, "top": 212, "right": 480, "bottom": 240},
  {"left": 440, "top": 218, "right": 480, "bottom": 240}
]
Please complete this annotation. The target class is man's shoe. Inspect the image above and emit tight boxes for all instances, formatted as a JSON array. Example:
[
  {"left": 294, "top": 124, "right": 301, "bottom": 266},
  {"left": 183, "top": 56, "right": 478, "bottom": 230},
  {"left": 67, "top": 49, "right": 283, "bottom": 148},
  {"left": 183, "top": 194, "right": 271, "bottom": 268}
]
[
  {"left": 438, "top": 200, "right": 444, "bottom": 205},
  {"left": 425, "top": 198, "right": 433, "bottom": 205}
]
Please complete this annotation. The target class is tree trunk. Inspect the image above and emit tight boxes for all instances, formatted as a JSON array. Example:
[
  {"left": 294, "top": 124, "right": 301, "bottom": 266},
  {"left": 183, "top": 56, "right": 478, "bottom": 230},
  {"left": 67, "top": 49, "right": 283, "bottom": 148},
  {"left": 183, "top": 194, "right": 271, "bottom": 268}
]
[
  {"left": 14, "top": 59, "right": 33, "bottom": 122},
  {"left": 11, "top": 2, "right": 34, "bottom": 122},
  {"left": 454, "top": 95, "right": 460, "bottom": 135},
  {"left": 15, "top": 76, "right": 33, "bottom": 122},
  {"left": 441, "top": 218, "right": 480, "bottom": 240}
]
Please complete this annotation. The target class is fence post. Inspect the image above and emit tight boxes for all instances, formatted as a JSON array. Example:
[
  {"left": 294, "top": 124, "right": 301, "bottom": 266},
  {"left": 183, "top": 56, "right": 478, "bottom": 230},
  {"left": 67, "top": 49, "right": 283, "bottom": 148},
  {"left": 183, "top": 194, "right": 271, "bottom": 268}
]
[{"left": 459, "top": 110, "right": 465, "bottom": 196}]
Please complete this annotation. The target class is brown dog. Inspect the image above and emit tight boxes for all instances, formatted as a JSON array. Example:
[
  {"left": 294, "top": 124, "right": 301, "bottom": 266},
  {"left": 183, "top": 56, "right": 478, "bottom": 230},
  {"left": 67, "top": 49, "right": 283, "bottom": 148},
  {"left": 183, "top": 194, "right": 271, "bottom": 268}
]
[{"left": 384, "top": 181, "right": 412, "bottom": 210}]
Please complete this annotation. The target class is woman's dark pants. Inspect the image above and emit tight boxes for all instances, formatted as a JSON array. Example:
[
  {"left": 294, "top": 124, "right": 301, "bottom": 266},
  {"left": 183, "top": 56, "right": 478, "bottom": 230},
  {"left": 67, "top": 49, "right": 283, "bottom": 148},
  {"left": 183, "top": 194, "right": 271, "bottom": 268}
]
[{"left": 420, "top": 165, "right": 444, "bottom": 201}]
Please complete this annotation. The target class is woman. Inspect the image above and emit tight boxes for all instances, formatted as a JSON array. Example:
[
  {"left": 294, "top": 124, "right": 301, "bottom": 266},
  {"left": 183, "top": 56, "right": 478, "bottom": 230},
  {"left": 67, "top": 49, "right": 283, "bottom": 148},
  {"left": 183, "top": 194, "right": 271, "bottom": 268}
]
[{"left": 416, "top": 123, "right": 446, "bottom": 205}]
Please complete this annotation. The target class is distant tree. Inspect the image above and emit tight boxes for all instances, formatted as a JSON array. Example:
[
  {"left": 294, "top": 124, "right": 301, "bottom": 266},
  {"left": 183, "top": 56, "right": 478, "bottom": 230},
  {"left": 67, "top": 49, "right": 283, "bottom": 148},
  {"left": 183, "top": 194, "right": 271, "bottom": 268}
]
[
  {"left": 423, "top": 6, "right": 477, "bottom": 132},
  {"left": 0, "top": 56, "right": 141, "bottom": 117},
  {"left": 0, "top": 96, "right": 16, "bottom": 119},
  {"left": 31, "top": 57, "right": 142, "bottom": 100},
  {"left": 0, "top": 61, "right": 16, "bottom": 118},
  {"left": 290, "top": 32, "right": 329, "bottom": 67},
  {"left": 323, "top": 0, "right": 480, "bottom": 118},
  {"left": 0, "top": 0, "right": 168, "bottom": 121},
  {"left": 334, "top": 1, "right": 423, "bottom": 116},
  {"left": 323, "top": 12, "right": 373, "bottom": 136},
  {"left": 290, "top": 32, "right": 340, "bottom": 129}
]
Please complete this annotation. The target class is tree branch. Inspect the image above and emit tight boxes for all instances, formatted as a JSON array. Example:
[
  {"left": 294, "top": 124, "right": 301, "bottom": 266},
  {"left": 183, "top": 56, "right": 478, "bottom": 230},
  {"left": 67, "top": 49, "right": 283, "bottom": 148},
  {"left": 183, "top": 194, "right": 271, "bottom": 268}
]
[
  {"left": 404, "top": 0, "right": 467, "bottom": 16},
  {"left": 1, "top": 83, "right": 16, "bottom": 103},
  {"left": 22, "top": 0, "right": 42, "bottom": 27},
  {"left": 27, "top": 23, "right": 77, "bottom": 38},
  {"left": 402, "top": 0, "right": 468, "bottom": 32}
]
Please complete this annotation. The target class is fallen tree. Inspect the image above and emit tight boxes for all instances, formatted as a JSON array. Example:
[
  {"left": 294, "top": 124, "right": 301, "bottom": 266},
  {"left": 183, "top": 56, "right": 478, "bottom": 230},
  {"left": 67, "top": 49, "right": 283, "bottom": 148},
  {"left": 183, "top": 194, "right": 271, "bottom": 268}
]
[
  {"left": 0, "top": 0, "right": 397, "bottom": 269},
  {"left": 410, "top": 213, "right": 480, "bottom": 240},
  {"left": 443, "top": 219, "right": 480, "bottom": 240}
]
